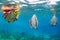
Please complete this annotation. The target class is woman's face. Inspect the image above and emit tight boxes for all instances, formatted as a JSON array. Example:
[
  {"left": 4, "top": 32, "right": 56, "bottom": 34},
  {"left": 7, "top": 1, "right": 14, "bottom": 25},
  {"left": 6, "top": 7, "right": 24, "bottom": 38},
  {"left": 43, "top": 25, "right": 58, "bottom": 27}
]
[
  {"left": 2, "top": 5, "right": 13, "bottom": 14},
  {"left": 2, "top": 5, "right": 18, "bottom": 14}
]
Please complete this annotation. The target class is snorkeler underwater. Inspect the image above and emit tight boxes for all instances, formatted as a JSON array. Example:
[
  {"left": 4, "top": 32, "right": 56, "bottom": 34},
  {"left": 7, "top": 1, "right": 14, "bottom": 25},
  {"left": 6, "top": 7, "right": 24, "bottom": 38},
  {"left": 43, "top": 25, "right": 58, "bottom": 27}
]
[
  {"left": 1, "top": 1, "right": 20, "bottom": 23},
  {"left": 0, "top": 0, "right": 60, "bottom": 40}
]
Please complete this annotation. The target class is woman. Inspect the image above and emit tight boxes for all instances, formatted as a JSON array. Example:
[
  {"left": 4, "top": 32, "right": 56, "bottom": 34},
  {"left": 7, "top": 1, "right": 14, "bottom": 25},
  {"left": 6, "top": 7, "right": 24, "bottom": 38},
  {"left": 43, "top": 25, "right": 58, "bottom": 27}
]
[{"left": 1, "top": 3, "right": 20, "bottom": 23}]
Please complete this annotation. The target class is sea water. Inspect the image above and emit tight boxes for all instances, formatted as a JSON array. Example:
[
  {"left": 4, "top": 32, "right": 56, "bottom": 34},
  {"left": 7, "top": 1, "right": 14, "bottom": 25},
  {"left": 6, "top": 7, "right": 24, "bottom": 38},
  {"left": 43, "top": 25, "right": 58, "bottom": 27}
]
[{"left": 0, "top": 1, "right": 60, "bottom": 40}]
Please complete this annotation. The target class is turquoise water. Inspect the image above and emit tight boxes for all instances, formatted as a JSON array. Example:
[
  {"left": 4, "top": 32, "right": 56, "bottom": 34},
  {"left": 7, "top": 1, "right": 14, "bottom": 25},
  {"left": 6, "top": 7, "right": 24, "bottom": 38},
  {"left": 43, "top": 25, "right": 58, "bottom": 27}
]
[{"left": 0, "top": 1, "right": 60, "bottom": 40}]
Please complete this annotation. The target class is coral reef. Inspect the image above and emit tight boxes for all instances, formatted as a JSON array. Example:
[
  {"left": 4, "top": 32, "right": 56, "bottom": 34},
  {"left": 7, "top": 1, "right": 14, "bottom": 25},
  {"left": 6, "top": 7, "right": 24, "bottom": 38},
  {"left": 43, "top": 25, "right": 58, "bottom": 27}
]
[{"left": 0, "top": 31, "right": 60, "bottom": 40}]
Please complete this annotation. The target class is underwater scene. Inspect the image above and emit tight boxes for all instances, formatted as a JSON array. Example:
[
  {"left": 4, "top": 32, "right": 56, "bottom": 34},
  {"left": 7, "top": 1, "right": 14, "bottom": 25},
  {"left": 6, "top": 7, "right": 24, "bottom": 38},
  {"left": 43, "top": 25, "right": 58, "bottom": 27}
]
[{"left": 0, "top": 0, "right": 60, "bottom": 40}]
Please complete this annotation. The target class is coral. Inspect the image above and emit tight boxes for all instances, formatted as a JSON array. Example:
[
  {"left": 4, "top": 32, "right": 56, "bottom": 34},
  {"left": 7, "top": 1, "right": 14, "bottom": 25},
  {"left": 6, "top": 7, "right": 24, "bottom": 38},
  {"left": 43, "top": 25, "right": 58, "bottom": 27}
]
[{"left": 0, "top": 31, "right": 60, "bottom": 40}]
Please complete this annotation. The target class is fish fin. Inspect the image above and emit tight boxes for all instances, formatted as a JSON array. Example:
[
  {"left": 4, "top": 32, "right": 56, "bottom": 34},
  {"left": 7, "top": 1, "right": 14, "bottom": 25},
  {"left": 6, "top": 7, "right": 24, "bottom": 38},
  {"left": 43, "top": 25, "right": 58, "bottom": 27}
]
[
  {"left": 36, "top": 20, "right": 38, "bottom": 27},
  {"left": 30, "top": 20, "right": 32, "bottom": 26}
]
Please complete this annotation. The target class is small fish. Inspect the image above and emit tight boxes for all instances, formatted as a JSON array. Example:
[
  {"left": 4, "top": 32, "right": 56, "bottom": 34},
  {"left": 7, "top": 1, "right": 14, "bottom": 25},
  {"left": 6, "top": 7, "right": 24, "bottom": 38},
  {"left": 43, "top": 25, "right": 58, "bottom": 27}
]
[
  {"left": 50, "top": 15, "right": 57, "bottom": 26},
  {"left": 29, "top": 14, "right": 38, "bottom": 29}
]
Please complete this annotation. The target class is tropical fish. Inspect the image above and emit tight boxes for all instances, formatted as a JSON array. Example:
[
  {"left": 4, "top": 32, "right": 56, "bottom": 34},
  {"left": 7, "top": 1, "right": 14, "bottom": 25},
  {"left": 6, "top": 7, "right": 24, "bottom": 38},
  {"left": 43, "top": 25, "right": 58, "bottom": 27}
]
[
  {"left": 29, "top": 14, "right": 38, "bottom": 29},
  {"left": 50, "top": 15, "right": 57, "bottom": 26}
]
